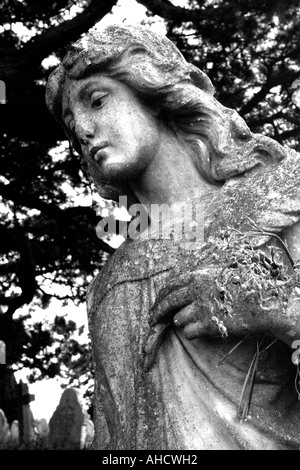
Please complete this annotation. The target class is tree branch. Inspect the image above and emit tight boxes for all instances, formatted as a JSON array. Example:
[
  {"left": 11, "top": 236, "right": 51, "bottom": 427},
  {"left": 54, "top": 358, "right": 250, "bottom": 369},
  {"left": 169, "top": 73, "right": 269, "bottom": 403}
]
[
  {"left": 278, "top": 127, "right": 300, "bottom": 141},
  {"left": 0, "top": 182, "right": 115, "bottom": 255},
  {"left": 239, "top": 85, "right": 270, "bottom": 117},
  {"left": 136, "top": 0, "right": 201, "bottom": 23},
  {"left": 38, "top": 286, "right": 74, "bottom": 302},
  {"left": 0, "top": 230, "right": 37, "bottom": 317},
  {"left": 1, "top": 0, "right": 118, "bottom": 81},
  {"left": 239, "top": 70, "right": 300, "bottom": 117}
]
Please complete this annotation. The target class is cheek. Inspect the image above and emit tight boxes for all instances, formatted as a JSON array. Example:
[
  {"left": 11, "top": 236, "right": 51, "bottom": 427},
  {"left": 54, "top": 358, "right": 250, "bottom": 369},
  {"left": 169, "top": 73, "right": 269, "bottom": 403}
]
[
  {"left": 121, "top": 101, "right": 159, "bottom": 139},
  {"left": 104, "top": 100, "right": 160, "bottom": 159}
]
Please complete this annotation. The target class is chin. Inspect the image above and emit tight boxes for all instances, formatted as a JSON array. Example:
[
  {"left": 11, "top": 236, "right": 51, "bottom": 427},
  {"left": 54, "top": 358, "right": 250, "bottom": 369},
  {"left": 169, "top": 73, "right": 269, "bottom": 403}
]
[{"left": 100, "top": 159, "right": 146, "bottom": 183}]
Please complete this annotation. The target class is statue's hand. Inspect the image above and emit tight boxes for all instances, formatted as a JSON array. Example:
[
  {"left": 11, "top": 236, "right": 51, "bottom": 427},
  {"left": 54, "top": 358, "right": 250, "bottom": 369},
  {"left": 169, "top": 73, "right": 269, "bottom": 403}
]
[
  {"left": 149, "top": 267, "right": 300, "bottom": 346},
  {"left": 149, "top": 268, "right": 226, "bottom": 340}
]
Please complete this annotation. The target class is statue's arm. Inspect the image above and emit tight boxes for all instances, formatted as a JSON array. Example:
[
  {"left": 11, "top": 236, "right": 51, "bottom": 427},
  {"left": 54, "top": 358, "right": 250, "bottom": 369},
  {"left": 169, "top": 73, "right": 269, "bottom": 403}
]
[
  {"left": 150, "top": 148, "right": 300, "bottom": 350},
  {"left": 149, "top": 247, "right": 300, "bottom": 349}
]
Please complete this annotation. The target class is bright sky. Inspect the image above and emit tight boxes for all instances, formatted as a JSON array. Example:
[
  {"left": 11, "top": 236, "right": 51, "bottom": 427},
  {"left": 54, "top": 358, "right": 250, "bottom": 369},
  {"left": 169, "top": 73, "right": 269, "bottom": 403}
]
[
  {"left": 29, "top": 379, "right": 64, "bottom": 422},
  {"left": 99, "top": 0, "right": 166, "bottom": 32},
  {"left": 14, "top": 299, "right": 88, "bottom": 420},
  {"left": 12, "top": 0, "right": 166, "bottom": 423}
]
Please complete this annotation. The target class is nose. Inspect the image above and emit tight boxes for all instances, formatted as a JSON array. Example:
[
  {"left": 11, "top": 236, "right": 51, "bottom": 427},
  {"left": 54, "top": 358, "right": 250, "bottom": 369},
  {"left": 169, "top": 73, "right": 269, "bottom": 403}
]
[
  {"left": 230, "top": 110, "right": 252, "bottom": 141},
  {"left": 73, "top": 113, "right": 96, "bottom": 145}
]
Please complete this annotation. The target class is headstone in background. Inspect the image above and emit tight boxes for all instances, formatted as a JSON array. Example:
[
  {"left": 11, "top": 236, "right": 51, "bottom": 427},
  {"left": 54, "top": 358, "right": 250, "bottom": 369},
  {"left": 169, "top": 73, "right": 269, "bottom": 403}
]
[
  {"left": 10, "top": 420, "right": 19, "bottom": 443},
  {"left": 0, "top": 409, "right": 10, "bottom": 444},
  {"left": 17, "top": 381, "right": 35, "bottom": 444},
  {"left": 48, "top": 388, "right": 85, "bottom": 450},
  {"left": 81, "top": 415, "right": 94, "bottom": 449},
  {"left": 0, "top": 80, "right": 5, "bottom": 105},
  {"left": 0, "top": 341, "right": 5, "bottom": 364},
  {"left": 35, "top": 418, "right": 48, "bottom": 439}
]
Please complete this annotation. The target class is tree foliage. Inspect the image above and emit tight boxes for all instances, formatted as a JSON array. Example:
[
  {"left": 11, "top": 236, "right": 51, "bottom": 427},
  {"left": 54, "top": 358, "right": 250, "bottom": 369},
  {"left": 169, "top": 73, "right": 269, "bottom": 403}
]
[
  {"left": 0, "top": 0, "right": 117, "bottom": 405},
  {"left": 140, "top": 0, "right": 300, "bottom": 145},
  {"left": 0, "top": 0, "right": 299, "bottom": 409}
]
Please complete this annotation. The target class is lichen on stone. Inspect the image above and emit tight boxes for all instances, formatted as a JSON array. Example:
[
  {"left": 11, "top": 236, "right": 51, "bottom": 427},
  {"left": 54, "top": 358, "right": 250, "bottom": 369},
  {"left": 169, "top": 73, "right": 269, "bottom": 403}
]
[{"left": 210, "top": 229, "right": 300, "bottom": 334}]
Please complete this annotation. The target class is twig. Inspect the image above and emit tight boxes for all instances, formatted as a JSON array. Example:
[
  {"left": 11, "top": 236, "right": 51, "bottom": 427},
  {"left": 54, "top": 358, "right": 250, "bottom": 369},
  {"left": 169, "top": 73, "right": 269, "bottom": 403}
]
[
  {"left": 238, "top": 338, "right": 263, "bottom": 420},
  {"left": 218, "top": 335, "right": 250, "bottom": 366},
  {"left": 245, "top": 217, "right": 295, "bottom": 269},
  {"left": 237, "top": 336, "right": 279, "bottom": 420}
]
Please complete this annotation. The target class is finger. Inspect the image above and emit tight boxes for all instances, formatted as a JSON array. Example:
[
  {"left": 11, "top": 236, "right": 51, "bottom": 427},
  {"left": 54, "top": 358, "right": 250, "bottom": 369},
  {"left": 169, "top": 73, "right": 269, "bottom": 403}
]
[
  {"left": 173, "top": 303, "right": 200, "bottom": 327},
  {"left": 183, "top": 322, "right": 208, "bottom": 340},
  {"left": 149, "top": 286, "right": 193, "bottom": 326},
  {"left": 173, "top": 302, "right": 218, "bottom": 339},
  {"left": 182, "top": 319, "right": 225, "bottom": 340},
  {"left": 174, "top": 301, "right": 212, "bottom": 327}
]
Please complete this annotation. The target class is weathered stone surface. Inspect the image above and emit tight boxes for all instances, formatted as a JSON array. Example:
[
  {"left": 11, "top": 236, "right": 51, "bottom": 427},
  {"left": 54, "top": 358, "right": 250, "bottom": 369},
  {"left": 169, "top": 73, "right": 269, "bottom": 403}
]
[
  {"left": 48, "top": 388, "right": 85, "bottom": 450},
  {"left": 88, "top": 233, "right": 300, "bottom": 449},
  {"left": 46, "top": 24, "right": 300, "bottom": 450}
]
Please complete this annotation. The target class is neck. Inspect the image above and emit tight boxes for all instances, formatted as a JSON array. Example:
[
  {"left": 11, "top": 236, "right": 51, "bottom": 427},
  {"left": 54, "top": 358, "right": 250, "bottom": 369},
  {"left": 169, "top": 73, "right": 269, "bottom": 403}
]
[{"left": 130, "top": 126, "right": 217, "bottom": 211}]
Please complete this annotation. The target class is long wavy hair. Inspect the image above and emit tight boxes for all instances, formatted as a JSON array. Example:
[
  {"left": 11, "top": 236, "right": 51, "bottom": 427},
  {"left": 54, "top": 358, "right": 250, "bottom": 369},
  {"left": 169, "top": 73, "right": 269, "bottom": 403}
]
[{"left": 46, "top": 24, "right": 286, "bottom": 202}]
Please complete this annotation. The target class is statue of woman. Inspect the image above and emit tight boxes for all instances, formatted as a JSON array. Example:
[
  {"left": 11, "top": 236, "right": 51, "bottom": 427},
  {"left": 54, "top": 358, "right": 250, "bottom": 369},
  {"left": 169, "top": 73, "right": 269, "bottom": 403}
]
[{"left": 46, "top": 24, "right": 300, "bottom": 450}]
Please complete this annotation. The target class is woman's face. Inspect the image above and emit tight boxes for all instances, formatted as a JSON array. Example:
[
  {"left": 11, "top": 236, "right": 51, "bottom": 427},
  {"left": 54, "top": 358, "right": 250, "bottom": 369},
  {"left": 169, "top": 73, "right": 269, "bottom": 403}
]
[{"left": 62, "top": 74, "right": 162, "bottom": 183}]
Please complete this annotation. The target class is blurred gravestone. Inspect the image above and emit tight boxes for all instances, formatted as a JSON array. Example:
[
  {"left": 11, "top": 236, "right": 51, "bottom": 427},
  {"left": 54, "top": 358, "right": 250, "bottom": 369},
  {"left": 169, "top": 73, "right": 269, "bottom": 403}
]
[
  {"left": 81, "top": 416, "right": 94, "bottom": 449},
  {"left": 10, "top": 420, "right": 19, "bottom": 444},
  {"left": 0, "top": 341, "right": 5, "bottom": 364},
  {"left": 0, "top": 409, "right": 10, "bottom": 445},
  {"left": 48, "top": 388, "right": 85, "bottom": 450},
  {"left": 0, "top": 81, "right": 5, "bottom": 105},
  {"left": 17, "top": 381, "right": 35, "bottom": 444},
  {"left": 36, "top": 418, "right": 48, "bottom": 439}
]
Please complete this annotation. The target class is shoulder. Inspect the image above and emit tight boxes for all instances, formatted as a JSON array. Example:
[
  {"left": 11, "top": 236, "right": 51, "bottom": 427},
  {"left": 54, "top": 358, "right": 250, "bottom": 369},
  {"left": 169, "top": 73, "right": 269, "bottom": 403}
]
[{"left": 206, "top": 147, "right": 300, "bottom": 243}]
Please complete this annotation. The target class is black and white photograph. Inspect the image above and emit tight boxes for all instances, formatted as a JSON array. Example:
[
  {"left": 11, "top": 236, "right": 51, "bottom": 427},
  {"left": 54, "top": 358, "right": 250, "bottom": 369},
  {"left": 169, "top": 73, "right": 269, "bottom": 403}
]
[{"left": 0, "top": 0, "right": 300, "bottom": 455}]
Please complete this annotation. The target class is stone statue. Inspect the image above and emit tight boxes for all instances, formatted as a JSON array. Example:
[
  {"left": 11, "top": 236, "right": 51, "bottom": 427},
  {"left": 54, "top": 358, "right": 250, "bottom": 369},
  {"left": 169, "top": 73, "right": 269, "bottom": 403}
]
[{"left": 46, "top": 24, "right": 300, "bottom": 450}]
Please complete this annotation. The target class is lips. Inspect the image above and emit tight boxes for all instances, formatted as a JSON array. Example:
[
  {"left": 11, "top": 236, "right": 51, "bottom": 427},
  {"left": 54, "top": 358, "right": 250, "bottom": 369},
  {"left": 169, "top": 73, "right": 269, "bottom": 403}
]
[{"left": 90, "top": 144, "right": 108, "bottom": 162}]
